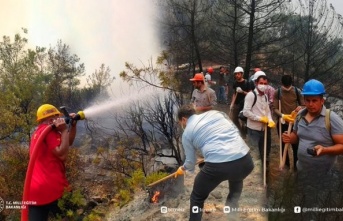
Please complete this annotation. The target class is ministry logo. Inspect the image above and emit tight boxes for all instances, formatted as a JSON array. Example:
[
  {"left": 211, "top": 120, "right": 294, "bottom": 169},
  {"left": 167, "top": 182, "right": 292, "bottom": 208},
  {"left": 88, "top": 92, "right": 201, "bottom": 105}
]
[{"left": 0, "top": 197, "right": 4, "bottom": 212}]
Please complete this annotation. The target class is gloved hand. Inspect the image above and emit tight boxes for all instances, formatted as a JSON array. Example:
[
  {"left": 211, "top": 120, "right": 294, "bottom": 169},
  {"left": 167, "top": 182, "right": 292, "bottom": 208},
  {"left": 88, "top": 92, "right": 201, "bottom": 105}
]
[
  {"left": 282, "top": 112, "right": 295, "bottom": 124},
  {"left": 259, "top": 116, "right": 269, "bottom": 124},
  {"left": 174, "top": 166, "right": 185, "bottom": 178},
  {"left": 230, "top": 104, "right": 234, "bottom": 110},
  {"left": 236, "top": 87, "right": 243, "bottom": 93},
  {"left": 290, "top": 111, "right": 297, "bottom": 118},
  {"left": 268, "top": 120, "right": 276, "bottom": 128},
  {"left": 279, "top": 116, "right": 286, "bottom": 124}
]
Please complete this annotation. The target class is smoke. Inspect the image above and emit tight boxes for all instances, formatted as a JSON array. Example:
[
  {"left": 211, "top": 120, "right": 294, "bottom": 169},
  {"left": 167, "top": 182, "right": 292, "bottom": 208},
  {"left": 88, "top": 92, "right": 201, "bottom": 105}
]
[{"left": 0, "top": 0, "right": 161, "bottom": 87}]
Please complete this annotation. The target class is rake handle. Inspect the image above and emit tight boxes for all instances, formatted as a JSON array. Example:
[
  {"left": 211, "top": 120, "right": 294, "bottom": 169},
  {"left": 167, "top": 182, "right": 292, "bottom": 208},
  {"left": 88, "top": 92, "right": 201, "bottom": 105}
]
[
  {"left": 147, "top": 159, "right": 204, "bottom": 187},
  {"left": 279, "top": 122, "right": 293, "bottom": 170}
]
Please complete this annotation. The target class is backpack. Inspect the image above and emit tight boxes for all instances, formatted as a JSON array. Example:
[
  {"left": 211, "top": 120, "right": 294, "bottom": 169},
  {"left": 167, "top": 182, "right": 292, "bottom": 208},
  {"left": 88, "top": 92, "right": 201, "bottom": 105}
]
[
  {"left": 236, "top": 79, "right": 252, "bottom": 110},
  {"left": 277, "top": 86, "right": 301, "bottom": 105},
  {"left": 248, "top": 76, "right": 256, "bottom": 90},
  {"left": 295, "top": 109, "right": 331, "bottom": 135},
  {"left": 238, "top": 91, "right": 267, "bottom": 121}
]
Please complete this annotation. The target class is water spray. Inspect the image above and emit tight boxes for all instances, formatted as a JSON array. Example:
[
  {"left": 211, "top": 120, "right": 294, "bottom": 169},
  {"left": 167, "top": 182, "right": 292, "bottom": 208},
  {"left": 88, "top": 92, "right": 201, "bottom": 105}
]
[{"left": 82, "top": 88, "right": 165, "bottom": 119}]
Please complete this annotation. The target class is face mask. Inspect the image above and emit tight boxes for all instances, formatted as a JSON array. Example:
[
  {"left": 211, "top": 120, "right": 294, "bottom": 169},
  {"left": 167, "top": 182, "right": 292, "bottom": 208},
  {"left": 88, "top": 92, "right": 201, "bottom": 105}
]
[{"left": 257, "top": 84, "right": 266, "bottom": 92}]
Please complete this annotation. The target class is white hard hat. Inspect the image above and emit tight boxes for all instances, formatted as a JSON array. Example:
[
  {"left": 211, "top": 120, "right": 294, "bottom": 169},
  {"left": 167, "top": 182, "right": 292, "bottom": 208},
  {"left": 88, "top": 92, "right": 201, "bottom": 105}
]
[
  {"left": 253, "top": 71, "right": 266, "bottom": 81},
  {"left": 234, "top": 66, "right": 244, "bottom": 73}
]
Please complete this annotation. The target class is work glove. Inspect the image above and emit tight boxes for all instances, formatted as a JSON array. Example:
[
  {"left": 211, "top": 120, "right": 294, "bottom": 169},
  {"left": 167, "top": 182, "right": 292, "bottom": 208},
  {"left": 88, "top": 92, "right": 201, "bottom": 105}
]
[
  {"left": 282, "top": 111, "right": 296, "bottom": 124},
  {"left": 268, "top": 120, "right": 276, "bottom": 128},
  {"left": 259, "top": 116, "right": 269, "bottom": 124},
  {"left": 174, "top": 166, "right": 185, "bottom": 178},
  {"left": 279, "top": 117, "right": 286, "bottom": 124},
  {"left": 236, "top": 87, "right": 243, "bottom": 93}
]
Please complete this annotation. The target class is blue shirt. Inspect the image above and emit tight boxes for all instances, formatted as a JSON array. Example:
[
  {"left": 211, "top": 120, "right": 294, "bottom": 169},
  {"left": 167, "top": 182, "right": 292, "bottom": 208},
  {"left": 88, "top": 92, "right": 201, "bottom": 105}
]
[
  {"left": 182, "top": 110, "right": 250, "bottom": 171},
  {"left": 295, "top": 106, "right": 343, "bottom": 173}
]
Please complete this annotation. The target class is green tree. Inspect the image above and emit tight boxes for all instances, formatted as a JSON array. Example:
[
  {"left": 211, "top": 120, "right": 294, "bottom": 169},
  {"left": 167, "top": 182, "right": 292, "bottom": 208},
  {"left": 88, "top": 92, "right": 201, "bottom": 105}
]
[
  {"left": 0, "top": 30, "right": 45, "bottom": 142},
  {"left": 45, "top": 40, "right": 85, "bottom": 109}
]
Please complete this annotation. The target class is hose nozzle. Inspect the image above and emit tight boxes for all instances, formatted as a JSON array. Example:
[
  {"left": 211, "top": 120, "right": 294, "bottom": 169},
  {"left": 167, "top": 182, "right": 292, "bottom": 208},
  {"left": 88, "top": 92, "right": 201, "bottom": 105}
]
[
  {"left": 74, "top": 111, "right": 85, "bottom": 121},
  {"left": 60, "top": 106, "right": 85, "bottom": 125}
]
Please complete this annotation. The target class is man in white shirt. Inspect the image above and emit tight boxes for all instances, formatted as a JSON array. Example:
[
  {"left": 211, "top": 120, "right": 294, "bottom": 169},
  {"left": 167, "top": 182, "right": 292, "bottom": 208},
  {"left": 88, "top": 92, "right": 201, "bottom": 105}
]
[
  {"left": 175, "top": 104, "right": 254, "bottom": 220},
  {"left": 243, "top": 72, "right": 275, "bottom": 165}
]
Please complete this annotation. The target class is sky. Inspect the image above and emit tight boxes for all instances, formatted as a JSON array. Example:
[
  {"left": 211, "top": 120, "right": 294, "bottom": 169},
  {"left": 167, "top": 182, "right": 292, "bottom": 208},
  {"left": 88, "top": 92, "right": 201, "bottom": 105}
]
[
  {"left": 0, "top": 0, "right": 342, "bottom": 90},
  {"left": 328, "top": 0, "right": 343, "bottom": 16},
  {"left": 0, "top": 0, "right": 161, "bottom": 89}
]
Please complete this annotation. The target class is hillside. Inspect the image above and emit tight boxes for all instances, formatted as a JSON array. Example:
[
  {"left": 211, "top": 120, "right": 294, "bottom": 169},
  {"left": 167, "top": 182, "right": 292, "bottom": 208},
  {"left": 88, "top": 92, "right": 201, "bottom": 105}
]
[
  {"left": 100, "top": 103, "right": 269, "bottom": 221},
  {"left": 105, "top": 148, "right": 267, "bottom": 221}
]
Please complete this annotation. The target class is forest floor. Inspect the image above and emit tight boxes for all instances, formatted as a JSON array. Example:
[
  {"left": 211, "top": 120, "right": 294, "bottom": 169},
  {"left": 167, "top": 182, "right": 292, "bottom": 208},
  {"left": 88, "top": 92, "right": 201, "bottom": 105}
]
[{"left": 102, "top": 103, "right": 282, "bottom": 221}]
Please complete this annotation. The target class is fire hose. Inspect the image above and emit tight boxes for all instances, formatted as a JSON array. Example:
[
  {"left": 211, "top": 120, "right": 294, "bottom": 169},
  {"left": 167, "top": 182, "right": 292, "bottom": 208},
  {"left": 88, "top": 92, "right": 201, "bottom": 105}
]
[
  {"left": 21, "top": 107, "right": 85, "bottom": 221},
  {"left": 147, "top": 159, "right": 204, "bottom": 188}
]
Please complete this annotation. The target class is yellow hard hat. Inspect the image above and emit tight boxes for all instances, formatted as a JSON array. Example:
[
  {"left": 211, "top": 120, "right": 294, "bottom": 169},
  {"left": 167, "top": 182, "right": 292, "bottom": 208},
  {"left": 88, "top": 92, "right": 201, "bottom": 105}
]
[{"left": 36, "top": 104, "right": 61, "bottom": 122}]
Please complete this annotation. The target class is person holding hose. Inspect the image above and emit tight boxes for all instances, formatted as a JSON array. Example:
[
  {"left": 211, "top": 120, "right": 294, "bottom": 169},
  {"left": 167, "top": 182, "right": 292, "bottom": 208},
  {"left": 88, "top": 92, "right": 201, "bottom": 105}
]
[
  {"left": 175, "top": 104, "right": 254, "bottom": 221},
  {"left": 27, "top": 104, "right": 79, "bottom": 221}
]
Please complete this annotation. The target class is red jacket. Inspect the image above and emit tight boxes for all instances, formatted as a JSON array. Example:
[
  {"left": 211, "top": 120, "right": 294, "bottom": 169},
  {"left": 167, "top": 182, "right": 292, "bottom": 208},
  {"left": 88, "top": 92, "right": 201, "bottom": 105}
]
[{"left": 29, "top": 124, "right": 69, "bottom": 205}]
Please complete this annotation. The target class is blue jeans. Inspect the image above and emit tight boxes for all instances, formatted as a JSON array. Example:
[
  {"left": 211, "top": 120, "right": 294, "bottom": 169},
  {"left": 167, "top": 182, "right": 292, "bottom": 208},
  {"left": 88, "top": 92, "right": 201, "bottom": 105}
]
[
  {"left": 189, "top": 153, "right": 254, "bottom": 220},
  {"left": 218, "top": 86, "right": 226, "bottom": 102}
]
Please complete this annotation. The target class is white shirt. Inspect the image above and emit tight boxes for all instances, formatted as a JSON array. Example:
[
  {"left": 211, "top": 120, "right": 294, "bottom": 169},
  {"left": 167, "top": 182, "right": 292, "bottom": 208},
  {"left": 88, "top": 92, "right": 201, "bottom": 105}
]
[
  {"left": 182, "top": 111, "right": 250, "bottom": 171},
  {"left": 243, "top": 89, "right": 273, "bottom": 131},
  {"left": 205, "top": 73, "right": 211, "bottom": 87}
]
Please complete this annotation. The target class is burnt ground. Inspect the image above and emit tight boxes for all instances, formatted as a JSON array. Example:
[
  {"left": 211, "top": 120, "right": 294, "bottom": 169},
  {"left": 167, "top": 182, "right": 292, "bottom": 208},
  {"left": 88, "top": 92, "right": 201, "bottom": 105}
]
[
  {"left": 77, "top": 103, "right": 311, "bottom": 221},
  {"left": 103, "top": 103, "right": 274, "bottom": 221}
]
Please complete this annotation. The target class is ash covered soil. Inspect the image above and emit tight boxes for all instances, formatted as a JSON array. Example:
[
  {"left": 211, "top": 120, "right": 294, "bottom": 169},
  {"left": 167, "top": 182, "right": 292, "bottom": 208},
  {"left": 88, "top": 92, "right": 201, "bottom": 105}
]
[
  {"left": 105, "top": 151, "right": 268, "bottom": 221},
  {"left": 104, "top": 104, "right": 270, "bottom": 221}
]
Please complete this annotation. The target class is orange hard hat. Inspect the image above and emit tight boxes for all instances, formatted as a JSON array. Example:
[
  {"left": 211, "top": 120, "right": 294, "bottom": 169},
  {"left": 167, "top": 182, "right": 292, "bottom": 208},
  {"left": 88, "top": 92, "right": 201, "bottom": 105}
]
[
  {"left": 190, "top": 73, "right": 205, "bottom": 81},
  {"left": 207, "top": 67, "right": 214, "bottom": 74}
]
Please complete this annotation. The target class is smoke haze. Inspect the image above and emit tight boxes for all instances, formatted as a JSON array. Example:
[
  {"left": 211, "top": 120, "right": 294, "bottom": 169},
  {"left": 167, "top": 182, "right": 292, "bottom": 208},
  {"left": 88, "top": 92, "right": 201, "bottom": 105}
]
[{"left": 0, "top": 0, "right": 161, "bottom": 86}]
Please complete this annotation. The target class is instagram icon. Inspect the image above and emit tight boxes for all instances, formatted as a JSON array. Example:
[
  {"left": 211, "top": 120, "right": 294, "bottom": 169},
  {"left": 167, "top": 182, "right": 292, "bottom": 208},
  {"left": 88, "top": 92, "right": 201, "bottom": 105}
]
[{"left": 161, "top": 206, "right": 168, "bottom": 214}]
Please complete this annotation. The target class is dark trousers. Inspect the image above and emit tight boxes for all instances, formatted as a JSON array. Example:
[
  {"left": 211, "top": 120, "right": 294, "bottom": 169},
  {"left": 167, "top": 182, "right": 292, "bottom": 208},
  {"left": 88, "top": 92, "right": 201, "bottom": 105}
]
[
  {"left": 189, "top": 153, "right": 254, "bottom": 221},
  {"left": 247, "top": 127, "right": 271, "bottom": 164},
  {"left": 230, "top": 104, "right": 246, "bottom": 138},
  {"left": 277, "top": 121, "right": 298, "bottom": 169},
  {"left": 28, "top": 200, "right": 61, "bottom": 221}
]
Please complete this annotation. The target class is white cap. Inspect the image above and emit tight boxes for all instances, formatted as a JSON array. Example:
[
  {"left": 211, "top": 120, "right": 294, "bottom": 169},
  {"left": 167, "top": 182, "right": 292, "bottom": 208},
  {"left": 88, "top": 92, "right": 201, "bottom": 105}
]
[
  {"left": 234, "top": 66, "right": 244, "bottom": 73},
  {"left": 253, "top": 71, "right": 266, "bottom": 81}
]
